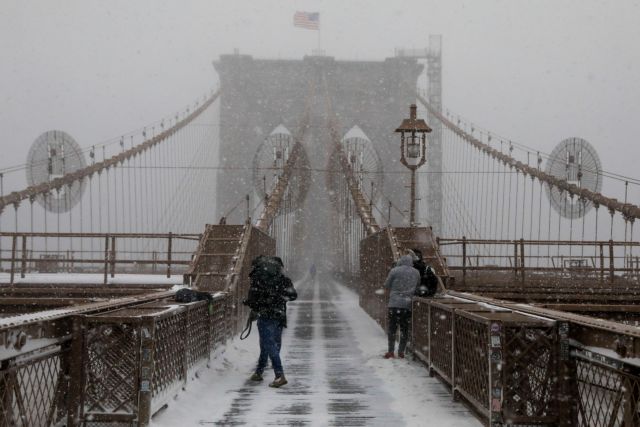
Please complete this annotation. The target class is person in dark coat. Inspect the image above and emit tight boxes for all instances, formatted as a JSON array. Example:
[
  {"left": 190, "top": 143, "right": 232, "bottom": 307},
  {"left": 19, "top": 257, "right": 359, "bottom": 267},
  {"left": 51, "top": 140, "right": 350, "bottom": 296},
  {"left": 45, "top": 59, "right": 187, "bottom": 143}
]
[
  {"left": 412, "top": 249, "right": 427, "bottom": 277},
  {"left": 383, "top": 254, "right": 420, "bottom": 359},
  {"left": 243, "top": 256, "right": 297, "bottom": 388},
  {"left": 412, "top": 249, "right": 439, "bottom": 297}
]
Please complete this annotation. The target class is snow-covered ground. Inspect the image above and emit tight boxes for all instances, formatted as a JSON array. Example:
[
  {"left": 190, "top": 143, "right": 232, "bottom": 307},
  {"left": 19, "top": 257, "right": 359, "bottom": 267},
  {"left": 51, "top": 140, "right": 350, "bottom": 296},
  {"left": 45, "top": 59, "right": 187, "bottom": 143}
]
[{"left": 151, "top": 277, "right": 480, "bottom": 426}]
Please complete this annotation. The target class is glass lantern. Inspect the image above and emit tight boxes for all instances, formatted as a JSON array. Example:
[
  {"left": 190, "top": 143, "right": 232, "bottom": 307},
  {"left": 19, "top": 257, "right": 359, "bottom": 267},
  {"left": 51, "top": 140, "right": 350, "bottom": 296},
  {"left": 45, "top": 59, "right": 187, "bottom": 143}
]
[{"left": 395, "top": 105, "right": 431, "bottom": 170}]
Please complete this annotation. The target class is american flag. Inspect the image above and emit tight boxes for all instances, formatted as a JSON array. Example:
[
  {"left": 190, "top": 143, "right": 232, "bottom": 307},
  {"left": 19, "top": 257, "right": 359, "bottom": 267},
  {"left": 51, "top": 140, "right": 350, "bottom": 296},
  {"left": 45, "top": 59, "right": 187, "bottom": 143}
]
[{"left": 293, "top": 11, "right": 320, "bottom": 30}]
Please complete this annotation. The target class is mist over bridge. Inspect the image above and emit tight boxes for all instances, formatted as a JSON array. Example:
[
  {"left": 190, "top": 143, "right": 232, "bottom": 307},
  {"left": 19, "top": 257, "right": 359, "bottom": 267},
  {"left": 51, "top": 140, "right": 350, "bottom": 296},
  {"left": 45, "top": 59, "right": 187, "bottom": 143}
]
[{"left": 0, "top": 41, "right": 639, "bottom": 426}]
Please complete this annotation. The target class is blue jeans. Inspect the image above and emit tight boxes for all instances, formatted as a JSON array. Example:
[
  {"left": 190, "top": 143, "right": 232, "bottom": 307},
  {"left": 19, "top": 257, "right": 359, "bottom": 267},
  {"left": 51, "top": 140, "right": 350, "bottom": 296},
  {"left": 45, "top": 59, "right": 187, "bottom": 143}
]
[{"left": 256, "top": 317, "right": 284, "bottom": 376}]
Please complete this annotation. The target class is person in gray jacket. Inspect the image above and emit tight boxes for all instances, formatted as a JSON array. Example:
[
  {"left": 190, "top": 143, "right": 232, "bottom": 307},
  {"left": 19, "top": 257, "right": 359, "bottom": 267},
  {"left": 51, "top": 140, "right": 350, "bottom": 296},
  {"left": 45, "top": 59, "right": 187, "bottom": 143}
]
[{"left": 383, "top": 254, "right": 421, "bottom": 359}]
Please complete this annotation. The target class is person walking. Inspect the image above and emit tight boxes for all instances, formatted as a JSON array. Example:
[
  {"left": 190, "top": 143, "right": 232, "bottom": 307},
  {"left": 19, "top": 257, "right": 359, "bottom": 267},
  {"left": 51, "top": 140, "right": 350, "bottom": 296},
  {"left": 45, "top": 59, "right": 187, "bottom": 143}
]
[
  {"left": 243, "top": 256, "right": 297, "bottom": 387},
  {"left": 383, "top": 254, "right": 420, "bottom": 359}
]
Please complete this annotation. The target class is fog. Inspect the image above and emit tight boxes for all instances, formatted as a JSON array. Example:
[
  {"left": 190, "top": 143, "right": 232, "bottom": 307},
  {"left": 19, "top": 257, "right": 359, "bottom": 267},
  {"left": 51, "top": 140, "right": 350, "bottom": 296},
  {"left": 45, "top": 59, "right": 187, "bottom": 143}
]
[{"left": 1, "top": 0, "right": 639, "bottom": 196}]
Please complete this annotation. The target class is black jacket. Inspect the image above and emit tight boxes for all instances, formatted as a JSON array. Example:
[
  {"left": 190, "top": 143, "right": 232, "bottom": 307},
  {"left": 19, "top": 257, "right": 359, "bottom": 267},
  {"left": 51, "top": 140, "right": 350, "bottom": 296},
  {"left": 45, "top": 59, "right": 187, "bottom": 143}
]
[
  {"left": 244, "top": 258, "right": 297, "bottom": 327},
  {"left": 413, "top": 258, "right": 438, "bottom": 297},
  {"left": 413, "top": 259, "right": 427, "bottom": 277}
]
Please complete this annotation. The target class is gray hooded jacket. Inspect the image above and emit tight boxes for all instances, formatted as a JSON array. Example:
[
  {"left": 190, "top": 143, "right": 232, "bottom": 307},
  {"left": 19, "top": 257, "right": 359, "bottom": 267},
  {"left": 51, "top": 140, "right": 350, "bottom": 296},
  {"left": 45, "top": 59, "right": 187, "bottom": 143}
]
[{"left": 384, "top": 255, "right": 421, "bottom": 310}]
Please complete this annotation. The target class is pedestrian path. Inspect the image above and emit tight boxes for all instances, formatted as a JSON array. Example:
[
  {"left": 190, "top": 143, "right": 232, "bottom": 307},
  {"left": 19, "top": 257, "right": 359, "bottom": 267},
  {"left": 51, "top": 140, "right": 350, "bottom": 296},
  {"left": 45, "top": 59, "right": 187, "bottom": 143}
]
[{"left": 152, "top": 278, "right": 480, "bottom": 426}]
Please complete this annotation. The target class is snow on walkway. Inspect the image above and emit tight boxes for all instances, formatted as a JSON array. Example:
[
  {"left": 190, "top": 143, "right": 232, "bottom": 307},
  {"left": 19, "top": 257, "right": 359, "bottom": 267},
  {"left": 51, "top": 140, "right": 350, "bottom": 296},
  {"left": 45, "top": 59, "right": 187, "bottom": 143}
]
[{"left": 152, "top": 278, "right": 480, "bottom": 427}]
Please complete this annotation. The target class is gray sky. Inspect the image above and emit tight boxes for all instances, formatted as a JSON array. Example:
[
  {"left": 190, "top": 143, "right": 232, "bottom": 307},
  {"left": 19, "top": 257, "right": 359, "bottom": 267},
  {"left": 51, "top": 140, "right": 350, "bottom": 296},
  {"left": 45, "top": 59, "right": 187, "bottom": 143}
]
[{"left": 1, "top": 0, "right": 639, "bottom": 198}]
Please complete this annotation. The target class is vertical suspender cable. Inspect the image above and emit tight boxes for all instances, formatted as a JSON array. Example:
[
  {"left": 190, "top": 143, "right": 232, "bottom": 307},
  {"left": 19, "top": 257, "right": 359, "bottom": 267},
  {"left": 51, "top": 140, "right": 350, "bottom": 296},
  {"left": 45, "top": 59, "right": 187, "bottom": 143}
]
[
  {"left": 106, "top": 168, "right": 111, "bottom": 233},
  {"left": 558, "top": 195, "right": 565, "bottom": 260},
  {"left": 144, "top": 149, "right": 151, "bottom": 234},
  {"left": 514, "top": 171, "right": 520, "bottom": 240},
  {"left": 0, "top": 173, "right": 3, "bottom": 269},
  {"left": 479, "top": 151, "right": 486, "bottom": 239},
  {"left": 127, "top": 156, "right": 132, "bottom": 258},
  {"left": 68, "top": 191, "right": 73, "bottom": 266},
  {"left": 630, "top": 220, "right": 635, "bottom": 274},
  {"left": 569, "top": 197, "right": 574, "bottom": 259},
  {"left": 133, "top": 149, "right": 140, "bottom": 254},
  {"left": 529, "top": 176, "right": 534, "bottom": 240},
  {"left": 581, "top": 199, "right": 586, "bottom": 260},
  {"left": 120, "top": 154, "right": 125, "bottom": 248},
  {"left": 79, "top": 178, "right": 84, "bottom": 258},
  {"left": 547, "top": 184, "right": 552, "bottom": 266},
  {"left": 113, "top": 164, "right": 118, "bottom": 233},
  {"left": 537, "top": 180, "right": 543, "bottom": 267},
  {"left": 490, "top": 147, "right": 497, "bottom": 242},
  {"left": 57, "top": 191, "right": 61, "bottom": 253},
  {"left": 44, "top": 194, "right": 48, "bottom": 252},
  {"left": 624, "top": 181, "right": 629, "bottom": 263},
  {"left": 507, "top": 166, "right": 513, "bottom": 240}
]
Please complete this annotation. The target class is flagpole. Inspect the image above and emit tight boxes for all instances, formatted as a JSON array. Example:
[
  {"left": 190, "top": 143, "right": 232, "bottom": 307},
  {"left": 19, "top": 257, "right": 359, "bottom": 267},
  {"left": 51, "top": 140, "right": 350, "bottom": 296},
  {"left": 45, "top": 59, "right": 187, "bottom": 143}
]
[{"left": 317, "top": 16, "right": 321, "bottom": 53}]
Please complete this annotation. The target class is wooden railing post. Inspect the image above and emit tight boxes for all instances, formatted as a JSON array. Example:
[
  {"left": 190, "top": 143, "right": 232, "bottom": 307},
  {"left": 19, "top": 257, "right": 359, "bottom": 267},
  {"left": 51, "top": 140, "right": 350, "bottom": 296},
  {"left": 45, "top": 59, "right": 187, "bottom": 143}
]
[
  {"left": 167, "top": 232, "right": 173, "bottom": 278},
  {"left": 609, "top": 239, "right": 615, "bottom": 284},
  {"left": 110, "top": 236, "right": 116, "bottom": 278},
  {"left": 462, "top": 236, "right": 467, "bottom": 283},
  {"left": 451, "top": 312, "right": 458, "bottom": 402},
  {"left": 9, "top": 235, "right": 17, "bottom": 284},
  {"left": 599, "top": 242, "right": 605, "bottom": 282},
  {"left": 103, "top": 235, "right": 109, "bottom": 285},
  {"left": 520, "top": 238, "right": 525, "bottom": 283},
  {"left": 20, "top": 235, "right": 27, "bottom": 278},
  {"left": 513, "top": 240, "right": 519, "bottom": 280}
]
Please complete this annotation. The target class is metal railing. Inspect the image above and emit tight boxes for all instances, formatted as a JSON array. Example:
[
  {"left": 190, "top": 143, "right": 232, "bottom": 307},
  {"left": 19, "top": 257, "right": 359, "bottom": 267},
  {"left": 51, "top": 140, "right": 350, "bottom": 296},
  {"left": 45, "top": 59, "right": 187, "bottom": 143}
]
[
  {"left": 438, "top": 238, "right": 640, "bottom": 287},
  {"left": 0, "top": 340, "right": 71, "bottom": 427},
  {"left": 412, "top": 297, "right": 560, "bottom": 425},
  {"left": 361, "top": 227, "right": 640, "bottom": 426},
  {"left": 74, "top": 294, "right": 232, "bottom": 426},
  {"left": 0, "top": 238, "right": 253, "bottom": 427},
  {"left": 0, "top": 232, "right": 201, "bottom": 284},
  {"left": 572, "top": 345, "right": 640, "bottom": 426}
]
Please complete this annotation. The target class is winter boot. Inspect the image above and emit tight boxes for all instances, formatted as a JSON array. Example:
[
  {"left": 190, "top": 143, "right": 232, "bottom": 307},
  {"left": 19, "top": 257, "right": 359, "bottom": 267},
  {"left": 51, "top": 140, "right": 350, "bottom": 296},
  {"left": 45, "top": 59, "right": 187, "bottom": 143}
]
[
  {"left": 249, "top": 372, "right": 263, "bottom": 382},
  {"left": 269, "top": 375, "right": 288, "bottom": 388},
  {"left": 383, "top": 352, "right": 395, "bottom": 359}
]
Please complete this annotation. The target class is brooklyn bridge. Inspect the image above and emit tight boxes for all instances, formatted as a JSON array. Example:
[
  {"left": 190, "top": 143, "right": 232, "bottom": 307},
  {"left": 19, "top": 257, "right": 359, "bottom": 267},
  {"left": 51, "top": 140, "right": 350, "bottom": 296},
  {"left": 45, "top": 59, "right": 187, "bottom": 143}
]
[{"left": 1, "top": 31, "right": 639, "bottom": 427}]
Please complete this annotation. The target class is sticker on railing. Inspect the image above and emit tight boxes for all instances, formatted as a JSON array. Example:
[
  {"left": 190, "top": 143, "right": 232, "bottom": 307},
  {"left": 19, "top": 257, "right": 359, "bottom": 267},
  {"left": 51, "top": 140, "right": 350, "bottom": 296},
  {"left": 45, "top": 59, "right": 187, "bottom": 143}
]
[
  {"left": 490, "top": 335, "right": 501, "bottom": 348},
  {"left": 492, "top": 387, "right": 502, "bottom": 399}
]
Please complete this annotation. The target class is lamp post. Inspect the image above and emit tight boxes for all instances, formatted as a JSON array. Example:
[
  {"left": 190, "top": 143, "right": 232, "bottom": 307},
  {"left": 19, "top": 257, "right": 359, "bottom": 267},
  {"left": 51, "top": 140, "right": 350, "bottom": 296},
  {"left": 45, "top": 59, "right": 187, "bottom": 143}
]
[{"left": 395, "top": 104, "right": 432, "bottom": 226}]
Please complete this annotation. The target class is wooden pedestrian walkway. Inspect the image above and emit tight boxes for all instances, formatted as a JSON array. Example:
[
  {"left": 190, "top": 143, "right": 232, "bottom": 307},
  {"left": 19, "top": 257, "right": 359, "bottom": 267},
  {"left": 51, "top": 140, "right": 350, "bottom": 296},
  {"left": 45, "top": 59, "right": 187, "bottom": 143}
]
[{"left": 152, "top": 278, "right": 480, "bottom": 427}]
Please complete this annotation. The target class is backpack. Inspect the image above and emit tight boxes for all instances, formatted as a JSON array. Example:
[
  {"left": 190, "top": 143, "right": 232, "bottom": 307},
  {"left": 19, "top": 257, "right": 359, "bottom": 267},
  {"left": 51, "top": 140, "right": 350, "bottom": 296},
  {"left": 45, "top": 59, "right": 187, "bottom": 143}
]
[
  {"left": 175, "top": 288, "right": 215, "bottom": 314},
  {"left": 243, "top": 257, "right": 283, "bottom": 312},
  {"left": 415, "top": 266, "right": 438, "bottom": 297},
  {"left": 175, "top": 288, "right": 214, "bottom": 303}
]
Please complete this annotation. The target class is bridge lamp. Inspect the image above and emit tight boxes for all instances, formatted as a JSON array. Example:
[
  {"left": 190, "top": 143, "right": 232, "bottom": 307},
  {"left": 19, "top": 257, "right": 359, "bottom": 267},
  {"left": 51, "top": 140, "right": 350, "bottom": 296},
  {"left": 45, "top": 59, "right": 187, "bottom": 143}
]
[{"left": 395, "top": 104, "right": 432, "bottom": 226}]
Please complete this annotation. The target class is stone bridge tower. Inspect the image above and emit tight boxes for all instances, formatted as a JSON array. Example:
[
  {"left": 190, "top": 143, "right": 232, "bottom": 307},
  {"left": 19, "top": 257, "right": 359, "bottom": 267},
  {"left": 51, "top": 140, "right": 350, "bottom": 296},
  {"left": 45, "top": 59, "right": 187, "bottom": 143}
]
[{"left": 213, "top": 54, "right": 435, "bottom": 268}]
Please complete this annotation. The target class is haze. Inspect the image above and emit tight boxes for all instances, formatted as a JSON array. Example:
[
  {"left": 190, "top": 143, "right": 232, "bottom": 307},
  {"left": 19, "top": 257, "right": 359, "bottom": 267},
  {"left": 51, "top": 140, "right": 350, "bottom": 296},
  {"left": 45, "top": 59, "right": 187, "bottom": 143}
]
[{"left": 1, "top": 0, "right": 639, "bottom": 200}]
